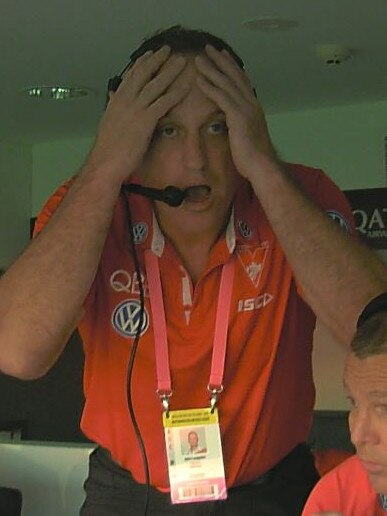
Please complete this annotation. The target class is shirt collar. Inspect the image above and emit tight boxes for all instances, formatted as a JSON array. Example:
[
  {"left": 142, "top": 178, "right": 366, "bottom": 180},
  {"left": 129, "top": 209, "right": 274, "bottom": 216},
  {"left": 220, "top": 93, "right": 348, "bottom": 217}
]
[
  {"left": 225, "top": 206, "right": 236, "bottom": 254},
  {"left": 150, "top": 207, "right": 236, "bottom": 258},
  {"left": 151, "top": 212, "right": 165, "bottom": 257}
]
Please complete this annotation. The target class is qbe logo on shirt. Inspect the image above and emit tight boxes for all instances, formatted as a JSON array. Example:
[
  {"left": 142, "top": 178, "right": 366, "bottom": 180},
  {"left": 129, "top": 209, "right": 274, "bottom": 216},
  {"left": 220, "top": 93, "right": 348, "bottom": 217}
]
[{"left": 112, "top": 299, "right": 149, "bottom": 338}]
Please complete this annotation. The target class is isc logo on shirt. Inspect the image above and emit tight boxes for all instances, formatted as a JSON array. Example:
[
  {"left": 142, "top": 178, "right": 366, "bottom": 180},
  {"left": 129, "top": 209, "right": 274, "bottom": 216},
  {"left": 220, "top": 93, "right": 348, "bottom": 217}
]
[{"left": 237, "top": 293, "right": 273, "bottom": 312}]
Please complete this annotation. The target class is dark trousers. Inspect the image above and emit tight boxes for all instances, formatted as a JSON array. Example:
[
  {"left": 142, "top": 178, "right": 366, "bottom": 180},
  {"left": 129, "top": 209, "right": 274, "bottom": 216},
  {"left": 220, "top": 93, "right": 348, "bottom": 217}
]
[{"left": 80, "top": 444, "right": 319, "bottom": 516}]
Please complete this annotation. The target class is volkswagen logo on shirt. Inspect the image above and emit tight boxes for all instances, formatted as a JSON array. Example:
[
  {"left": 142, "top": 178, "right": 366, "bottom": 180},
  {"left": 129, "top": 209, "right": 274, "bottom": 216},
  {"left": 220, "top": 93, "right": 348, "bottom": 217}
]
[
  {"left": 132, "top": 222, "right": 148, "bottom": 244},
  {"left": 326, "top": 210, "right": 352, "bottom": 233},
  {"left": 237, "top": 220, "right": 253, "bottom": 239},
  {"left": 112, "top": 299, "right": 149, "bottom": 338}
]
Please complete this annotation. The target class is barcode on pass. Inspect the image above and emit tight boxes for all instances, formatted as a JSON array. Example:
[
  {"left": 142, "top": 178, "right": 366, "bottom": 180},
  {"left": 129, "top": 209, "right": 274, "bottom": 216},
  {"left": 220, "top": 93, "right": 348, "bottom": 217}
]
[{"left": 179, "top": 484, "right": 218, "bottom": 499}]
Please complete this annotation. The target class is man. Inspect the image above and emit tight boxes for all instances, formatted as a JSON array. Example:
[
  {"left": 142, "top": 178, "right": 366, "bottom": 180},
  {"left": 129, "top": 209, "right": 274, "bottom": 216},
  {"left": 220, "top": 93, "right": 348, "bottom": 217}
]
[
  {"left": 302, "top": 309, "right": 387, "bottom": 516},
  {"left": 185, "top": 431, "right": 207, "bottom": 455},
  {"left": 0, "top": 26, "right": 386, "bottom": 515}
]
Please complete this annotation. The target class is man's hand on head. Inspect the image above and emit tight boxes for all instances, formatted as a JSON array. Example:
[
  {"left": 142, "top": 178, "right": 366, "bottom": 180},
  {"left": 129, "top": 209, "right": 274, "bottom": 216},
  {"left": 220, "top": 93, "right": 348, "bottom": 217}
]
[
  {"left": 194, "top": 45, "right": 277, "bottom": 181},
  {"left": 86, "top": 46, "right": 189, "bottom": 184}
]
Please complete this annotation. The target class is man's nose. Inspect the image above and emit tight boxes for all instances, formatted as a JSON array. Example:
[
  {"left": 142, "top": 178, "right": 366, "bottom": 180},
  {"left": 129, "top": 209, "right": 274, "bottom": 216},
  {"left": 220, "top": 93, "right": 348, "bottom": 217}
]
[
  {"left": 182, "top": 134, "right": 206, "bottom": 172},
  {"left": 350, "top": 411, "right": 379, "bottom": 448}
]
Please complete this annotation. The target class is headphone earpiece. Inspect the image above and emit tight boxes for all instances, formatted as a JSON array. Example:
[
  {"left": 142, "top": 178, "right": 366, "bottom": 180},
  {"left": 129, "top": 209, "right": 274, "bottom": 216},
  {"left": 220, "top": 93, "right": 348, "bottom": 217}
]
[{"left": 107, "top": 75, "right": 123, "bottom": 93}]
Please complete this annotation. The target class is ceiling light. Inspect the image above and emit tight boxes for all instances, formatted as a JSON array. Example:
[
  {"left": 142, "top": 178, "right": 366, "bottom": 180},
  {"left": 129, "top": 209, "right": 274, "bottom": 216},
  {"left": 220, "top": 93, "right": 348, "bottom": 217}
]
[
  {"left": 243, "top": 17, "right": 299, "bottom": 32},
  {"left": 23, "top": 86, "right": 92, "bottom": 100}
]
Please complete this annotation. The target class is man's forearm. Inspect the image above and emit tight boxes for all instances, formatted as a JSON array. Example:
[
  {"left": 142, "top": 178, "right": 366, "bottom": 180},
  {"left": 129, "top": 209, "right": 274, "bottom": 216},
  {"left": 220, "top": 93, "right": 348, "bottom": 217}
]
[
  {"left": 0, "top": 49, "right": 191, "bottom": 380},
  {"left": 193, "top": 45, "right": 387, "bottom": 343},
  {"left": 248, "top": 156, "right": 387, "bottom": 345},
  {"left": 0, "top": 165, "right": 122, "bottom": 379}
]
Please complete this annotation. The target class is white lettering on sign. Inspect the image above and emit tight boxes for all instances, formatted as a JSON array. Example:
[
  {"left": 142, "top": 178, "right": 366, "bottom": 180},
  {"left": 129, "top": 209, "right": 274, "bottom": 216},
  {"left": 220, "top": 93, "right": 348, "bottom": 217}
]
[{"left": 353, "top": 208, "right": 387, "bottom": 234}]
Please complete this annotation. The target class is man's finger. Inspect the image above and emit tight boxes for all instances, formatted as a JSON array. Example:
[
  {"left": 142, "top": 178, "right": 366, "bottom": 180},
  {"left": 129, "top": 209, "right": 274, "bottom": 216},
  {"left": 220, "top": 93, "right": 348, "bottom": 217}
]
[
  {"left": 140, "top": 54, "right": 187, "bottom": 106},
  {"left": 117, "top": 45, "right": 171, "bottom": 97},
  {"left": 195, "top": 74, "right": 239, "bottom": 116},
  {"left": 205, "top": 45, "right": 254, "bottom": 100},
  {"left": 148, "top": 83, "right": 190, "bottom": 120},
  {"left": 195, "top": 54, "right": 240, "bottom": 105}
]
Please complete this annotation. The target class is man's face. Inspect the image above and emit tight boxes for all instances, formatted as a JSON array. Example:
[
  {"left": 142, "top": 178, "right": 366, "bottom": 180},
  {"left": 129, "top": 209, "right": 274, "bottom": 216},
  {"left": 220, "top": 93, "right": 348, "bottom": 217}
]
[
  {"left": 139, "top": 55, "right": 240, "bottom": 236},
  {"left": 345, "top": 352, "right": 387, "bottom": 494},
  {"left": 188, "top": 431, "right": 199, "bottom": 447}
]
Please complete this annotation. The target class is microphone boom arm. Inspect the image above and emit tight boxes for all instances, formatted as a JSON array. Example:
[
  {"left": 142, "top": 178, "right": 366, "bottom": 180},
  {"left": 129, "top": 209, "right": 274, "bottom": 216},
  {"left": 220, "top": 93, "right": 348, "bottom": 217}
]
[{"left": 124, "top": 184, "right": 185, "bottom": 207}]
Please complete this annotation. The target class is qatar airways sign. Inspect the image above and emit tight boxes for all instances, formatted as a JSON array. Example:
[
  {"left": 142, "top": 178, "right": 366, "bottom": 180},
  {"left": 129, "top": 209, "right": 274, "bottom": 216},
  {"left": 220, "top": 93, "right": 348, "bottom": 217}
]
[{"left": 345, "top": 188, "right": 387, "bottom": 249}]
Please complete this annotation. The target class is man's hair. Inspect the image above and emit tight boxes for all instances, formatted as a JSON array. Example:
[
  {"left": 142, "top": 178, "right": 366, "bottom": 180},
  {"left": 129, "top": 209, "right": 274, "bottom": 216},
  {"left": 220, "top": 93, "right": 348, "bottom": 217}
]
[
  {"left": 351, "top": 311, "right": 387, "bottom": 359},
  {"left": 106, "top": 25, "right": 245, "bottom": 104},
  {"left": 124, "top": 25, "right": 244, "bottom": 75}
]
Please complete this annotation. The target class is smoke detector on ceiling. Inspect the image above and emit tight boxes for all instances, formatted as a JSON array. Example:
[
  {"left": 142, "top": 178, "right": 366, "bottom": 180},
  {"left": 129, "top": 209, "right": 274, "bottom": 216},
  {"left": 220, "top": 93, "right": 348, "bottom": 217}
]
[{"left": 316, "top": 44, "right": 352, "bottom": 65}]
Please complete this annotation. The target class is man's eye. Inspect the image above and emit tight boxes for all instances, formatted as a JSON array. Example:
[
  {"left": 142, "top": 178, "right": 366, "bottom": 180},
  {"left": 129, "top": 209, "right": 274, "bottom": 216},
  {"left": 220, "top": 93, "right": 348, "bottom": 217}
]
[
  {"left": 375, "top": 404, "right": 387, "bottom": 416},
  {"left": 208, "top": 121, "right": 227, "bottom": 135},
  {"left": 159, "top": 126, "right": 177, "bottom": 138}
]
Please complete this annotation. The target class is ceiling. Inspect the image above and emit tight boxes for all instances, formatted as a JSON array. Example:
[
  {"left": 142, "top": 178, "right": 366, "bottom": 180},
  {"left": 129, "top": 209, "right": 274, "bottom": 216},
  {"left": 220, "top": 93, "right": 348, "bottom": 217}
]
[{"left": 1, "top": 0, "right": 387, "bottom": 144}]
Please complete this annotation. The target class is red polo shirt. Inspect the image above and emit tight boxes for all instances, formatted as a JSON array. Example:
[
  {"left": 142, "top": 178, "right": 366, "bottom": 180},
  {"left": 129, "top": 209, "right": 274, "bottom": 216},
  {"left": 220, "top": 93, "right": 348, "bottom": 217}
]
[
  {"left": 35, "top": 163, "right": 355, "bottom": 490},
  {"left": 303, "top": 455, "right": 385, "bottom": 515}
]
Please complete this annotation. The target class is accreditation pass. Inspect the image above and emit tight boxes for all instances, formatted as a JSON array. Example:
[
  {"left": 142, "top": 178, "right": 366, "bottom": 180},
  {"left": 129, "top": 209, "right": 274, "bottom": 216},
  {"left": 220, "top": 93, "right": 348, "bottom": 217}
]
[{"left": 163, "top": 407, "right": 227, "bottom": 504}]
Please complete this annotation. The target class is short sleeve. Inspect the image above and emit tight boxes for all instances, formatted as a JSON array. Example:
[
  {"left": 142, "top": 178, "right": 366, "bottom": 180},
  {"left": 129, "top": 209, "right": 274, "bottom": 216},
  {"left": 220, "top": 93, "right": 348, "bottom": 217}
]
[
  {"left": 33, "top": 178, "right": 75, "bottom": 237},
  {"left": 290, "top": 163, "right": 356, "bottom": 236},
  {"left": 32, "top": 177, "right": 97, "bottom": 309},
  {"left": 288, "top": 164, "right": 357, "bottom": 299}
]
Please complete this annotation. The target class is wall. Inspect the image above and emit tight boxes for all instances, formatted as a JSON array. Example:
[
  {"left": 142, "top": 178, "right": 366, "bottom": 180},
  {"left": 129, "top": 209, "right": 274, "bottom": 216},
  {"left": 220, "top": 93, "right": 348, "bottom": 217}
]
[
  {"left": 0, "top": 142, "right": 32, "bottom": 269},
  {"left": 269, "top": 99, "right": 387, "bottom": 189},
  {"left": 32, "top": 136, "right": 93, "bottom": 214}
]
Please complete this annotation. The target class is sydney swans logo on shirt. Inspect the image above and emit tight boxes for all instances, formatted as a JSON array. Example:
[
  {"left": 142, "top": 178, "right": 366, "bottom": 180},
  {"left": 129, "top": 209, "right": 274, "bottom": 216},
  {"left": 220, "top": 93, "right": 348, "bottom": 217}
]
[
  {"left": 236, "top": 242, "right": 269, "bottom": 288},
  {"left": 112, "top": 299, "right": 149, "bottom": 338}
]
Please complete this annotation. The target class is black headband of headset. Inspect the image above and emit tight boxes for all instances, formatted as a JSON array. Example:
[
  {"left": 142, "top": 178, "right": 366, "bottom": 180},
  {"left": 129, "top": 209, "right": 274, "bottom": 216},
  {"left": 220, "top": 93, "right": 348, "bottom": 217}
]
[
  {"left": 107, "top": 75, "right": 123, "bottom": 93},
  {"left": 107, "top": 62, "right": 257, "bottom": 99},
  {"left": 107, "top": 36, "right": 246, "bottom": 95}
]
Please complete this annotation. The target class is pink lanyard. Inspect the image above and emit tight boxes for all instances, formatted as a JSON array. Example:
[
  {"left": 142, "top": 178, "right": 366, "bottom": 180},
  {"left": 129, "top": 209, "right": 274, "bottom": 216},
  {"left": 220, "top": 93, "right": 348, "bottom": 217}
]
[{"left": 145, "top": 249, "right": 235, "bottom": 413}]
